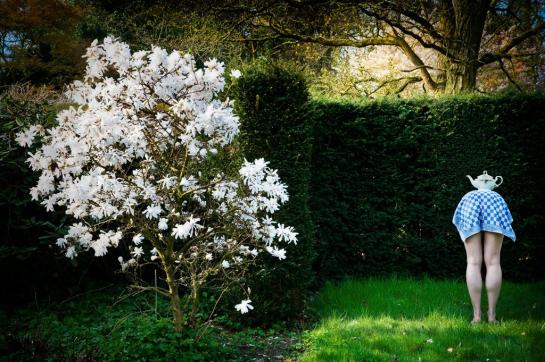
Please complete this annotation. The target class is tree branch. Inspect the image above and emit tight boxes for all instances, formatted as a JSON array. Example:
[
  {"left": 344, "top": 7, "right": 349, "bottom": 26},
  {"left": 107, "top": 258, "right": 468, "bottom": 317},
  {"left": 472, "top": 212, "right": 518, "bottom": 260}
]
[
  {"left": 130, "top": 285, "right": 171, "bottom": 298},
  {"left": 358, "top": 6, "right": 449, "bottom": 57},
  {"left": 260, "top": 17, "right": 399, "bottom": 47},
  {"left": 478, "top": 23, "right": 545, "bottom": 67},
  {"left": 392, "top": 31, "right": 440, "bottom": 91},
  {"left": 229, "top": 34, "right": 283, "bottom": 42},
  {"left": 499, "top": 23, "right": 545, "bottom": 54},
  {"left": 371, "top": 76, "right": 422, "bottom": 96},
  {"left": 260, "top": 16, "right": 441, "bottom": 91},
  {"left": 394, "top": 76, "right": 423, "bottom": 94},
  {"left": 370, "top": 0, "right": 444, "bottom": 41},
  {"left": 498, "top": 59, "right": 522, "bottom": 92},
  {"left": 400, "top": 65, "right": 444, "bottom": 73}
]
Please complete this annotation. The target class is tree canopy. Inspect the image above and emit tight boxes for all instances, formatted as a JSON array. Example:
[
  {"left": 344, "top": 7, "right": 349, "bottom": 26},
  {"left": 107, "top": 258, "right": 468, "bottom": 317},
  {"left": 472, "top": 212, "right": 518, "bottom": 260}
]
[
  {"left": 211, "top": 0, "right": 545, "bottom": 95},
  {"left": 1, "top": 0, "right": 544, "bottom": 96},
  {"left": 0, "top": 0, "right": 87, "bottom": 86}
]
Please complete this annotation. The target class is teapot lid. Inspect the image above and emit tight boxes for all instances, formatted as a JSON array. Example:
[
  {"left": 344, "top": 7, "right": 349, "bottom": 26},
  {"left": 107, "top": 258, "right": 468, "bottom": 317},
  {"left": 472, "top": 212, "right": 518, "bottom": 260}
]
[{"left": 476, "top": 170, "right": 494, "bottom": 181}]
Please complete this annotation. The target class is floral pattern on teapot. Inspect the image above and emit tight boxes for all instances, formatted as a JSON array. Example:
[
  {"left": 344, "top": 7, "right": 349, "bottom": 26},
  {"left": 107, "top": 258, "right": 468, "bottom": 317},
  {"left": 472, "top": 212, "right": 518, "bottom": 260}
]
[{"left": 466, "top": 170, "right": 503, "bottom": 191}]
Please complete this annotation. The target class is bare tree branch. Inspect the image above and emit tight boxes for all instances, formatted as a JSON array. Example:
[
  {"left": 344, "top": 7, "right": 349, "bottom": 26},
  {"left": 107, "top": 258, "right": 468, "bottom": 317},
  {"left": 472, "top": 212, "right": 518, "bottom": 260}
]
[
  {"left": 357, "top": 75, "right": 423, "bottom": 97},
  {"left": 478, "top": 23, "right": 545, "bottom": 66},
  {"left": 498, "top": 59, "right": 522, "bottom": 91},
  {"left": 229, "top": 34, "right": 283, "bottom": 42},
  {"left": 358, "top": 6, "right": 449, "bottom": 57},
  {"left": 394, "top": 76, "right": 422, "bottom": 94},
  {"left": 259, "top": 16, "right": 442, "bottom": 91},
  {"left": 499, "top": 22, "right": 545, "bottom": 54},
  {"left": 391, "top": 30, "right": 440, "bottom": 90},
  {"left": 215, "top": 0, "right": 545, "bottom": 93},
  {"left": 259, "top": 17, "right": 400, "bottom": 47},
  {"left": 371, "top": 0, "right": 444, "bottom": 41},
  {"left": 400, "top": 65, "right": 444, "bottom": 73}
]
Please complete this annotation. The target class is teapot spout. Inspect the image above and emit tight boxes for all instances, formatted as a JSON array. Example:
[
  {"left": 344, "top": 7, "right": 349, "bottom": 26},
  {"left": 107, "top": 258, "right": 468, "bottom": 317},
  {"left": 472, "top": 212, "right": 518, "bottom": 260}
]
[{"left": 466, "top": 175, "right": 478, "bottom": 189}]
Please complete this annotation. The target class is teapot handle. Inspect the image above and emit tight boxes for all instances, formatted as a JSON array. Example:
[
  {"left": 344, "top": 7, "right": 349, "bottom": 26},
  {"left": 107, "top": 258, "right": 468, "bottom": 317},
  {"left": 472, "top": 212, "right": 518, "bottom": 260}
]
[{"left": 495, "top": 176, "right": 503, "bottom": 187}]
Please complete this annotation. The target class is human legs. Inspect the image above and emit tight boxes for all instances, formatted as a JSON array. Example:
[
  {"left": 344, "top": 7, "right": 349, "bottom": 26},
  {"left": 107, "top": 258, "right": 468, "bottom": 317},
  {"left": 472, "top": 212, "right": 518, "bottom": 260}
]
[
  {"left": 464, "top": 233, "right": 483, "bottom": 322},
  {"left": 484, "top": 232, "right": 504, "bottom": 322}
]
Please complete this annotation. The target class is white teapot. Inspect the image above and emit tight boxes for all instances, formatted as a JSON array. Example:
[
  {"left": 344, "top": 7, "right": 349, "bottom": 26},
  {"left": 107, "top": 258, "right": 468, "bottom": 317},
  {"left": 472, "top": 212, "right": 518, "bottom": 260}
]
[{"left": 467, "top": 170, "right": 503, "bottom": 190}]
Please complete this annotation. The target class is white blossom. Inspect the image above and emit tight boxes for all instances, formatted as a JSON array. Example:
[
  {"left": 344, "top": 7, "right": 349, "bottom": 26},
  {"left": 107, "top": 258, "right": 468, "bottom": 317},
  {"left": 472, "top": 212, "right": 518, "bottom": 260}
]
[
  {"left": 15, "top": 126, "right": 38, "bottom": 147},
  {"left": 91, "top": 230, "right": 122, "bottom": 256},
  {"left": 157, "top": 175, "right": 177, "bottom": 189},
  {"left": 171, "top": 216, "right": 203, "bottom": 240},
  {"left": 266, "top": 246, "right": 287, "bottom": 260},
  {"left": 56, "top": 238, "right": 68, "bottom": 248},
  {"left": 275, "top": 224, "right": 299, "bottom": 244},
  {"left": 132, "top": 233, "right": 144, "bottom": 245},
  {"left": 230, "top": 69, "right": 242, "bottom": 79},
  {"left": 150, "top": 247, "right": 159, "bottom": 261},
  {"left": 131, "top": 246, "right": 144, "bottom": 258},
  {"left": 158, "top": 218, "right": 168, "bottom": 230},
  {"left": 66, "top": 246, "right": 77, "bottom": 259},
  {"left": 235, "top": 299, "right": 254, "bottom": 314},
  {"left": 143, "top": 204, "right": 162, "bottom": 219}
]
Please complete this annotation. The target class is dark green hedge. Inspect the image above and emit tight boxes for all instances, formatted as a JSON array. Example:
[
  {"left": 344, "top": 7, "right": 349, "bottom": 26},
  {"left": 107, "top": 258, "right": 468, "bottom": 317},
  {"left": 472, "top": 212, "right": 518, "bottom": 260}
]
[
  {"left": 310, "top": 94, "right": 545, "bottom": 282},
  {"left": 231, "top": 60, "right": 316, "bottom": 323},
  {"left": 232, "top": 63, "right": 545, "bottom": 290},
  {"left": 0, "top": 94, "right": 122, "bottom": 309}
]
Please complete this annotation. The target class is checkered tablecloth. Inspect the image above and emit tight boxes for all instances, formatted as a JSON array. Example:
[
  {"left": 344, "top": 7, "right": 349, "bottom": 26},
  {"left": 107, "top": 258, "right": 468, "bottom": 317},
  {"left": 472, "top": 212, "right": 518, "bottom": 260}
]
[{"left": 452, "top": 190, "right": 516, "bottom": 242}]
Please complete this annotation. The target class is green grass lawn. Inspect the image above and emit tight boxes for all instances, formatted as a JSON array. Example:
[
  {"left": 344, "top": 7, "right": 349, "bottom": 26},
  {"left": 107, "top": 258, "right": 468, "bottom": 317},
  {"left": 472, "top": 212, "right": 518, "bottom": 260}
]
[
  {"left": 299, "top": 277, "right": 545, "bottom": 361},
  {"left": 2, "top": 277, "right": 544, "bottom": 361}
]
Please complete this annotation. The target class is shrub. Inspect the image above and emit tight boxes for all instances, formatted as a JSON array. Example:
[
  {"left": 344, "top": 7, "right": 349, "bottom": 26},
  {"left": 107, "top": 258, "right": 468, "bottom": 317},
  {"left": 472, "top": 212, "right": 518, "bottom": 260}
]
[
  {"left": 231, "top": 60, "right": 316, "bottom": 324},
  {"left": 15, "top": 38, "right": 300, "bottom": 332}
]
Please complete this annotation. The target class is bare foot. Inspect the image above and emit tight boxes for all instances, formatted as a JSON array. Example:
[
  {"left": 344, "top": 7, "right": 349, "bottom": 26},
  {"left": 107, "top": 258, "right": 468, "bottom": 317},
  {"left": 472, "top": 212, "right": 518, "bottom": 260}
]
[{"left": 488, "top": 312, "right": 496, "bottom": 323}]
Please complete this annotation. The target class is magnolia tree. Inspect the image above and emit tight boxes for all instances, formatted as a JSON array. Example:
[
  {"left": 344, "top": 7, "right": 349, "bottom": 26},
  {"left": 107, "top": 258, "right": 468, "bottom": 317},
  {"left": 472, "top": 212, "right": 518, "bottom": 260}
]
[{"left": 16, "top": 37, "right": 298, "bottom": 332}]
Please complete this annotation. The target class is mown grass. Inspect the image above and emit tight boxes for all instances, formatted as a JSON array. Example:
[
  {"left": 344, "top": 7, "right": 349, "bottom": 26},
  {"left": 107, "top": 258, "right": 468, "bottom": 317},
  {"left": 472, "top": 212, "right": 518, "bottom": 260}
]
[{"left": 300, "top": 276, "right": 545, "bottom": 362}]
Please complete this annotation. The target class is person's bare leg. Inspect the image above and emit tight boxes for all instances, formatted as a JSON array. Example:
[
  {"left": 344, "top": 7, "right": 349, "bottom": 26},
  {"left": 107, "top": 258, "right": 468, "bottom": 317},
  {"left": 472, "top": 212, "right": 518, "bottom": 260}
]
[
  {"left": 464, "top": 233, "right": 483, "bottom": 322},
  {"left": 484, "top": 232, "right": 504, "bottom": 322}
]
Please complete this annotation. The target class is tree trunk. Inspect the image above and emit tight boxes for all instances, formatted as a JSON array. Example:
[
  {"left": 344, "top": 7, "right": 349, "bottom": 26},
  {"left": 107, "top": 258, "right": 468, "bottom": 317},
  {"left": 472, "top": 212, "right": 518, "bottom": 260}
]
[
  {"left": 444, "top": 59, "right": 480, "bottom": 93},
  {"left": 439, "top": 0, "right": 490, "bottom": 93},
  {"left": 189, "top": 273, "right": 200, "bottom": 328},
  {"left": 162, "top": 259, "right": 184, "bottom": 332}
]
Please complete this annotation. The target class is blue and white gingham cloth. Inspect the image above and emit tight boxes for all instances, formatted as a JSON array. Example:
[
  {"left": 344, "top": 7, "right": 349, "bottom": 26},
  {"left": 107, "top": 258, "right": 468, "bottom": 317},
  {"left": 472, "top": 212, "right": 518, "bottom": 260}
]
[{"left": 452, "top": 190, "right": 516, "bottom": 242}]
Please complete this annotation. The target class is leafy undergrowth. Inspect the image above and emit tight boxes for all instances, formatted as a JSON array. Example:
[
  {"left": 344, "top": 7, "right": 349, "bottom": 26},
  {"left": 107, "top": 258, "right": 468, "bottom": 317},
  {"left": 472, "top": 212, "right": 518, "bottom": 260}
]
[
  {"left": 299, "top": 276, "right": 545, "bottom": 361},
  {"left": 2, "top": 277, "right": 544, "bottom": 361},
  {"left": 0, "top": 285, "right": 306, "bottom": 361}
]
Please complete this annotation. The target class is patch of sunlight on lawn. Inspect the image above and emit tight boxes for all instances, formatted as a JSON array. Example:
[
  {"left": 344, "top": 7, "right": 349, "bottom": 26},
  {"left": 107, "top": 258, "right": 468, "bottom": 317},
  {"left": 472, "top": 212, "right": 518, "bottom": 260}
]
[{"left": 300, "top": 277, "right": 545, "bottom": 361}]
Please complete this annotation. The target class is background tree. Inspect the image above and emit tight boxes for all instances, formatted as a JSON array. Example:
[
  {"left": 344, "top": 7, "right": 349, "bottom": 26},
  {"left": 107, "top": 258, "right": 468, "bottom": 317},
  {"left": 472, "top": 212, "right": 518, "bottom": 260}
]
[
  {"left": 76, "top": 0, "right": 334, "bottom": 87},
  {"left": 212, "top": 0, "right": 545, "bottom": 95},
  {"left": 75, "top": 0, "right": 250, "bottom": 66},
  {"left": 0, "top": 0, "right": 87, "bottom": 87}
]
